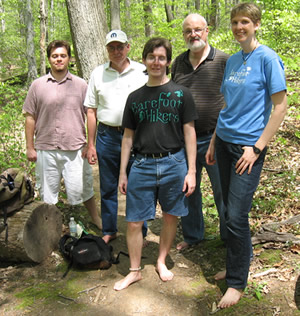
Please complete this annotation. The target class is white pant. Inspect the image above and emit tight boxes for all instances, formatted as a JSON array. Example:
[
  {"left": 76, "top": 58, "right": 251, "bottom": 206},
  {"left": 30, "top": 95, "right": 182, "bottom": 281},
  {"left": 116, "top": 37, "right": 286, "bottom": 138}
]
[{"left": 36, "top": 148, "right": 94, "bottom": 205}]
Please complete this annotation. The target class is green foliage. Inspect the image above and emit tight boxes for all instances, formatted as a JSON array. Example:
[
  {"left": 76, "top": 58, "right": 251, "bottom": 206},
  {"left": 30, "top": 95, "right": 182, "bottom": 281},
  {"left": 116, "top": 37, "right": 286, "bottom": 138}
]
[
  {"left": 0, "top": 81, "right": 33, "bottom": 175},
  {"left": 1, "top": 0, "right": 300, "bottom": 76},
  {"left": 258, "top": 0, "right": 300, "bottom": 11},
  {"left": 0, "top": 0, "right": 71, "bottom": 79},
  {"left": 259, "top": 9, "right": 300, "bottom": 72},
  {"left": 245, "top": 281, "right": 268, "bottom": 301},
  {"left": 209, "top": 29, "right": 238, "bottom": 55},
  {"left": 259, "top": 249, "right": 282, "bottom": 265},
  {"left": 252, "top": 168, "right": 298, "bottom": 217},
  {"left": 15, "top": 280, "right": 83, "bottom": 310},
  {"left": 0, "top": 0, "right": 27, "bottom": 79}
]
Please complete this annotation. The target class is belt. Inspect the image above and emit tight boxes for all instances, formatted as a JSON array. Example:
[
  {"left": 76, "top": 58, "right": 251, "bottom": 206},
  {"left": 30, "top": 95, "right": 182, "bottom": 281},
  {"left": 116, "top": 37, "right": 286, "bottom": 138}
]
[
  {"left": 100, "top": 122, "right": 123, "bottom": 132},
  {"left": 136, "top": 148, "right": 181, "bottom": 159},
  {"left": 197, "top": 128, "right": 215, "bottom": 137}
]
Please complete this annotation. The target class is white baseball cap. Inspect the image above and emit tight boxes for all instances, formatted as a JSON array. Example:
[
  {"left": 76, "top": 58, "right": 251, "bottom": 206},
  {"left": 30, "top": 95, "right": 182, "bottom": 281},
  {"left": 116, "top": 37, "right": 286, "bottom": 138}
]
[{"left": 105, "top": 30, "right": 128, "bottom": 45}]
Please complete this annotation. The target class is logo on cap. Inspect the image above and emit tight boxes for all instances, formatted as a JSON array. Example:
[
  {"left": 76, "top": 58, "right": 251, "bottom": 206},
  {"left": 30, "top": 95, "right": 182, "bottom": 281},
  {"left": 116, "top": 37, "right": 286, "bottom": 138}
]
[{"left": 111, "top": 33, "right": 117, "bottom": 38}]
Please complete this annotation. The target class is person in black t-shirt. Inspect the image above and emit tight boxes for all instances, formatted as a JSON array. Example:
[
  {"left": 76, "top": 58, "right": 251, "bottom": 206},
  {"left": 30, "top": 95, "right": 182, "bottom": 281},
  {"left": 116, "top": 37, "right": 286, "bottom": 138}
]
[{"left": 114, "top": 38, "right": 198, "bottom": 291}]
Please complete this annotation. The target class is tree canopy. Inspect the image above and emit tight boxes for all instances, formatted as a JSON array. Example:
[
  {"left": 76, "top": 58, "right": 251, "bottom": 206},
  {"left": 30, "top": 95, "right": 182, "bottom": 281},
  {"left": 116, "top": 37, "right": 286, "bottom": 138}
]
[{"left": 0, "top": 0, "right": 299, "bottom": 81}]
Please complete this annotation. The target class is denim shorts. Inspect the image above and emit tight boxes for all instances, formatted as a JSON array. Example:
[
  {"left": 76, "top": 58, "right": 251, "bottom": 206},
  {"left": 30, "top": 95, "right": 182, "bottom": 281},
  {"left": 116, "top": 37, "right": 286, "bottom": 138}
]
[{"left": 125, "top": 149, "right": 189, "bottom": 222}]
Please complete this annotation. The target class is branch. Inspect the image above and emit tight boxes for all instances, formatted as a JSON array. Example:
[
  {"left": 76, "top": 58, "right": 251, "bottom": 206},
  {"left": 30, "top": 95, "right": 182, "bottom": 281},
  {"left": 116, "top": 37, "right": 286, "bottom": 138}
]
[
  {"left": 58, "top": 294, "right": 76, "bottom": 302},
  {"left": 262, "top": 167, "right": 285, "bottom": 173},
  {"left": 77, "top": 284, "right": 107, "bottom": 294},
  {"left": 252, "top": 268, "right": 278, "bottom": 278}
]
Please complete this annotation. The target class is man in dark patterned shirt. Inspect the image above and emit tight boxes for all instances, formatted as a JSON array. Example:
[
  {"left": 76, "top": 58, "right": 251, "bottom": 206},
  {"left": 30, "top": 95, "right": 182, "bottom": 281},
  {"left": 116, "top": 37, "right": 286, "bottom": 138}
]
[{"left": 172, "top": 13, "right": 229, "bottom": 250}]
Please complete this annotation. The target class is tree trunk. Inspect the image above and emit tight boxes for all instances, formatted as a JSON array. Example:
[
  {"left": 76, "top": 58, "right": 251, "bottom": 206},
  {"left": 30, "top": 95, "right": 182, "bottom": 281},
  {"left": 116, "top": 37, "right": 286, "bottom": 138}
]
[
  {"left": 25, "top": 0, "right": 38, "bottom": 86},
  {"left": 124, "top": 0, "right": 132, "bottom": 40},
  {"left": 164, "top": 1, "right": 175, "bottom": 28},
  {"left": 143, "top": 0, "right": 154, "bottom": 37},
  {"left": 0, "top": 0, "right": 5, "bottom": 33},
  {"left": 39, "top": 0, "right": 48, "bottom": 76},
  {"left": 49, "top": 0, "right": 54, "bottom": 39},
  {"left": 110, "top": 0, "right": 121, "bottom": 30},
  {"left": 0, "top": 0, "right": 4, "bottom": 65},
  {"left": 65, "top": 0, "right": 108, "bottom": 81},
  {"left": 209, "top": 0, "right": 217, "bottom": 30},
  {"left": 0, "top": 202, "right": 62, "bottom": 263}
]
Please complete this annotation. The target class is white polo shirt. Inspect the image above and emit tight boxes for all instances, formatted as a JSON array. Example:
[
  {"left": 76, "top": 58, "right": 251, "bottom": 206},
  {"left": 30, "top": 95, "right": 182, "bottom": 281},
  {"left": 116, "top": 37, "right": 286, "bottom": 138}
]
[{"left": 84, "top": 59, "right": 148, "bottom": 126}]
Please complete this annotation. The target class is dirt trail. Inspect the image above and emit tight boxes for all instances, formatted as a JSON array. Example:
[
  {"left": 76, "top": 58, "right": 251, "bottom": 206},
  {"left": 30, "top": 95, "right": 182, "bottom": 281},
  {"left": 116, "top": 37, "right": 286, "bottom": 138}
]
[{"left": 0, "top": 166, "right": 299, "bottom": 316}]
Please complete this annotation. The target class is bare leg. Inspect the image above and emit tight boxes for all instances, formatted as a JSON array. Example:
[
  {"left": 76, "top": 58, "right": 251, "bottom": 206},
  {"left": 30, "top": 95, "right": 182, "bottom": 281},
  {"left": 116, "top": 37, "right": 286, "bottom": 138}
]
[
  {"left": 83, "top": 196, "right": 102, "bottom": 230},
  {"left": 214, "top": 270, "right": 226, "bottom": 280},
  {"left": 156, "top": 213, "right": 178, "bottom": 281},
  {"left": 218, "top": 288, "right": 243, "bottom": 309},
  {"left": 114, "top": 221, "right": 144, "bottom": 291}
]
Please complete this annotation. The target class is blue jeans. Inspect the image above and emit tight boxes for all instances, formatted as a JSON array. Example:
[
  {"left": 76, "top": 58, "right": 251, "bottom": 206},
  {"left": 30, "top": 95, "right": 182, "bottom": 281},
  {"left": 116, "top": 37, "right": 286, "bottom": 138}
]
[
  {"left": 181, "top": 134, "right": 227, "bottom": 244},
  {"left": 216, "top": 136, "right": 266, "bottom": 289},
  {"left": 126, "top": 149, "right": 188, "bottom": 222},
  {"left": 96, "top": 124, "right": 147, "bottom": 237}
]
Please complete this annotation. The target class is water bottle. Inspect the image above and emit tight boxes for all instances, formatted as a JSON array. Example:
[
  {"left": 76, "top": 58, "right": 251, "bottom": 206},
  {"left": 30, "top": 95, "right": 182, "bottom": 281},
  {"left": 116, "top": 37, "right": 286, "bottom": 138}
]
[{"left": 69, "top": 217, "right": 77, "bottom": 237}]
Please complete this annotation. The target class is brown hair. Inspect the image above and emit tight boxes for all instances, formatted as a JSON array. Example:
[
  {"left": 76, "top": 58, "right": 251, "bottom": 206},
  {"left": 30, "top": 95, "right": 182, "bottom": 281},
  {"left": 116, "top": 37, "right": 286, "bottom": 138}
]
[
  {"left": 47, "top": 40, "right": 71, "bottom": 58},
  {"left": 231, "top": 2, "right": 261, "bottom": 24},
  {"left": 142, "top": 37, "right": 172, "bottom": 75}
]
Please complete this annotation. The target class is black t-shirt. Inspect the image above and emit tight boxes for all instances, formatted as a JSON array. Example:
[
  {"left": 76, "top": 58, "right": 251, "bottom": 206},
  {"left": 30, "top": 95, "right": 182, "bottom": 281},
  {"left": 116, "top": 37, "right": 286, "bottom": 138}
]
[{"left": 122, "top": 80, "right": 198, "bottom": 154}]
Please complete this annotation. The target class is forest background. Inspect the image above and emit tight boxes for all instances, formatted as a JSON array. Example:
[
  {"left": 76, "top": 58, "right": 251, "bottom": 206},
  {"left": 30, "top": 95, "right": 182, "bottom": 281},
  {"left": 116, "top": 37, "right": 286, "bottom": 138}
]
[{"left": 0, "top": 0, "right": 300, "bottom": 174}]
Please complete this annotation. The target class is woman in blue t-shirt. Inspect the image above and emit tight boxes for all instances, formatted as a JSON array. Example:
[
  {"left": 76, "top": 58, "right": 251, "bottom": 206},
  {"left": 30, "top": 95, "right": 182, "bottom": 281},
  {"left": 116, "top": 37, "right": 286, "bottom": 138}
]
[{"left": 206, "top": 2, "right": 287, "bottom": 309}]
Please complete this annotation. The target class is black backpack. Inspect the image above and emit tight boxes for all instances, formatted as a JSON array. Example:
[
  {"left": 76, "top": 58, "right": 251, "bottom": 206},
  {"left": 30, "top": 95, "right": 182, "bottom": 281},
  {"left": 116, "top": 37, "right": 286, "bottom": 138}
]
[
  {"left": 59, "top": 232, "right": 123, "bottom": 278},
  {"left": 0, "top": 168, "right": 34, "bottom": 242}
]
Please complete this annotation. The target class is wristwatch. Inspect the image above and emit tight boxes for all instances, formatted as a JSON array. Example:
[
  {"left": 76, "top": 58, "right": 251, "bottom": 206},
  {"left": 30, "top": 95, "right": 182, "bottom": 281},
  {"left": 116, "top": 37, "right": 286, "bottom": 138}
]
[{"left": 253, "top": 145, "right": 262, "bottom": 155}]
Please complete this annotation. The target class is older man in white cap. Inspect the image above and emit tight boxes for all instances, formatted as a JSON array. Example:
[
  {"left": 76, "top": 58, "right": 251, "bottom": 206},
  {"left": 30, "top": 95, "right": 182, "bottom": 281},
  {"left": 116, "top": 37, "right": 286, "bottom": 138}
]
[{"left": 84, "top": 30, "right": 148, "bottom": 243}]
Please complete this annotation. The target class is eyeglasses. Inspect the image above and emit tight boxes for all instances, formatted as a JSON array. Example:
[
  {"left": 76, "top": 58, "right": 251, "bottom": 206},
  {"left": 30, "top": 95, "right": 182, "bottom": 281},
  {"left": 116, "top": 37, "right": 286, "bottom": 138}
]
[
  {"left": 106, "top": 44, "right": 127, "bottom": 53},
  {"left": 183, "top": 27, "right": 207, "bottom": 36},
  {"left": 50, "top": 54, "right": 68, "bottom": 59},
  {"left": 146, "top": 55, "right": 167, "bottom": 62}
]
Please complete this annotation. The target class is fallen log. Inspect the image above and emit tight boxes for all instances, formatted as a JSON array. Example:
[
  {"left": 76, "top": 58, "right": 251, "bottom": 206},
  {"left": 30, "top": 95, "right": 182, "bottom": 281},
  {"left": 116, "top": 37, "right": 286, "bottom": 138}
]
[
  {"left": 251, "top": 214, "right": 300, "bottom": 245},
  {"left": 251, "top": 231, "right": 300, "bottom": 245},
  {"left": 0, "top": 201, "right": 62, "bottom": 263}
]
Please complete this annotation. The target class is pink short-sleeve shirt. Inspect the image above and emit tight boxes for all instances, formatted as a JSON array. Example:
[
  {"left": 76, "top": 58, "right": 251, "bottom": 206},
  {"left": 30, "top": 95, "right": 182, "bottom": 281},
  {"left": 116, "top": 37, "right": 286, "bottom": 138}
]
[{"left": 23, "top": 72, "right": 88, "bottom": 151}]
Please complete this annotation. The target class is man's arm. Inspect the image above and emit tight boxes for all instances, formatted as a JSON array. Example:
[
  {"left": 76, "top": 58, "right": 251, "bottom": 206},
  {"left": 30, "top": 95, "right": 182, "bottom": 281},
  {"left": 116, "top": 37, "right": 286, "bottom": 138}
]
[
  {"left": 25, "top": 113, "right": 37, "bottom": 162},
  {"left": 119, "top": 128, "right": 134, "bottom": 195},
  {"left": 205, "top": 103, "right": 227, "bottom": 166},
  {"left": 205, "top": 131, "right": 217, "bottom": 166},
  {"left": 182, "top": 121, "right": 197, "bottom": 197},
  {"left": 85, "top": 108, "right": 98, "bottom": 164}
]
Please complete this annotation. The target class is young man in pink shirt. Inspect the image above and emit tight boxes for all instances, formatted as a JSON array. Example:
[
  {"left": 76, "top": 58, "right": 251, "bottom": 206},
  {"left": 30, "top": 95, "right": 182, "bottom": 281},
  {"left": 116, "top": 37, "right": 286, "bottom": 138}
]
[{"left": 23, "top": 40, "right": 101, "bottom": 230}]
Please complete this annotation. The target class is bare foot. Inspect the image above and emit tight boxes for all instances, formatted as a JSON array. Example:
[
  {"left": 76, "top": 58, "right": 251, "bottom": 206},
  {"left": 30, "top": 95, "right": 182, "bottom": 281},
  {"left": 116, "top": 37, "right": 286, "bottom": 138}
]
[
  {"left": 143, "top": 239, "right": 150, "bottom": 248},
  {"left": 102, "top": 234, "right": 117, "bottom": 244},
  {"left": 176, "top": 241, "right": 190, "bottom": 251},
  {"left": 214, "top": 270, "right": 226, "bottom": 280},
  {"left": 114, "top": 271, "right": 142, "bottom": 291},
  {"left": 218, "top": 287, "right": 243, "bottom": 309},
  {"left": 156, "top": 262, "right": 174, "bottom": 281}
]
